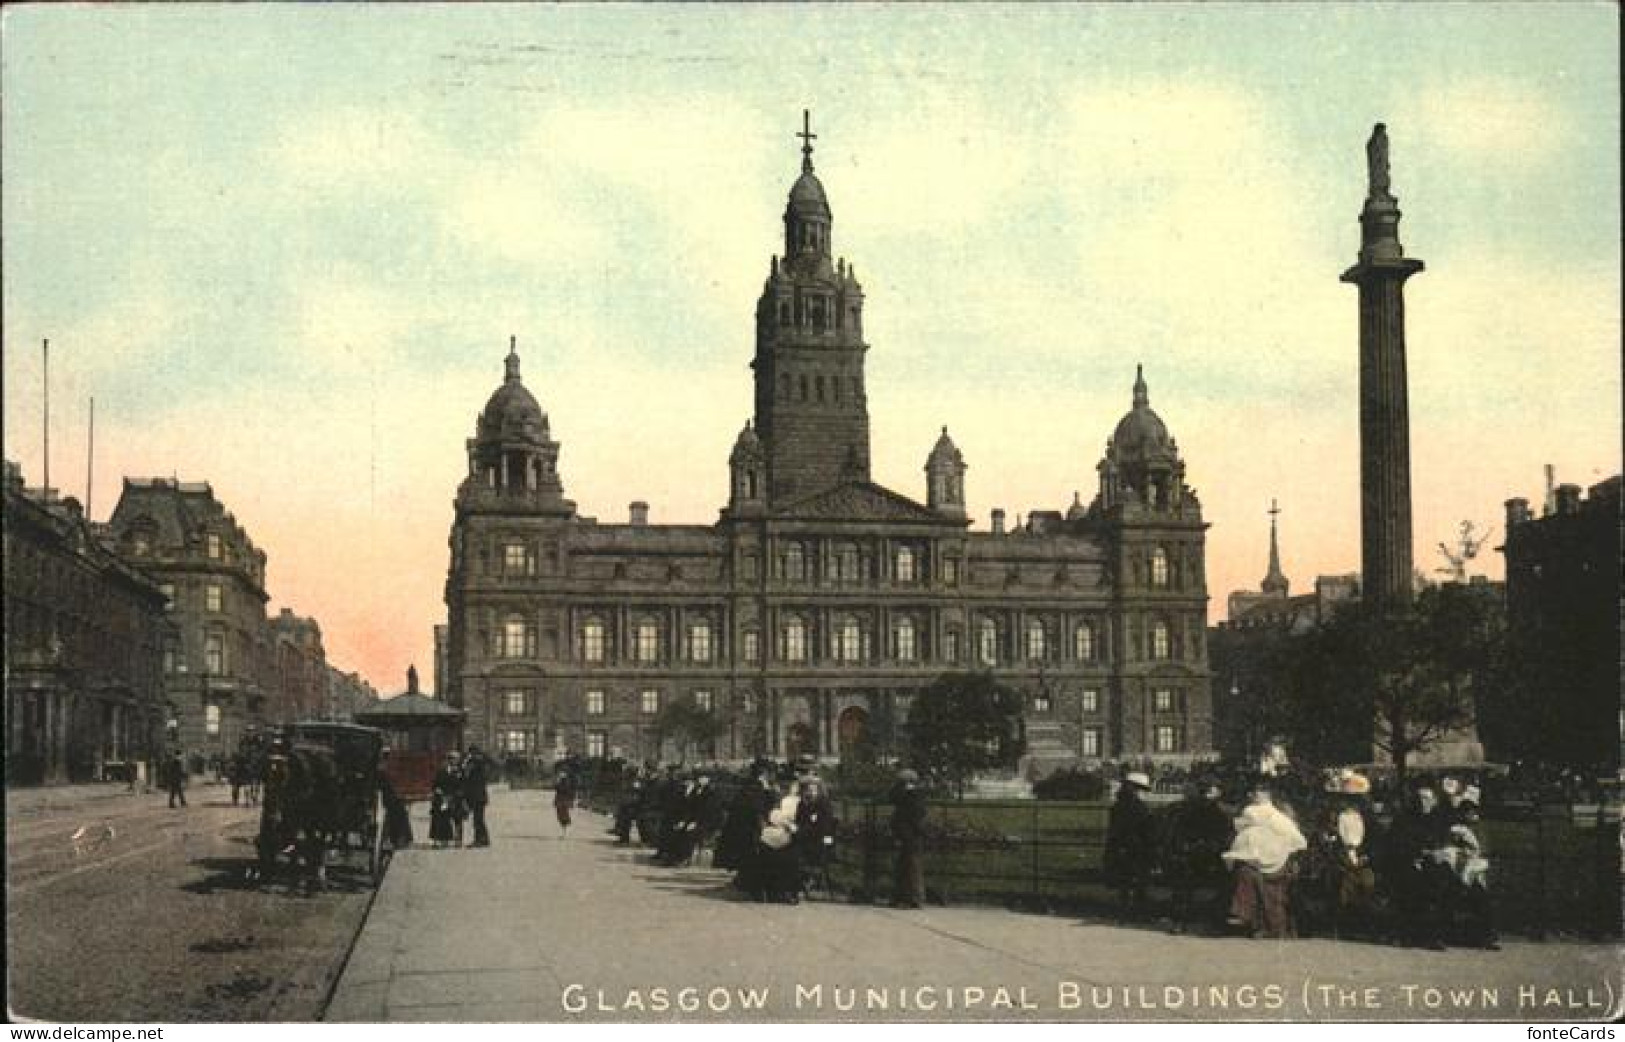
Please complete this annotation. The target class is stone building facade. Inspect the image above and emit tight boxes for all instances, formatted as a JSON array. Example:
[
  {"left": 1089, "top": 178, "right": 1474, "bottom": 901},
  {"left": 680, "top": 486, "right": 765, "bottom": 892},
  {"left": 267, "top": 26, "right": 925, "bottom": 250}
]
[
  {"left": 272, "top": 608, "right": 327, "bottom": 724},
  {"left": 105, "top": 478, "right": 277, "bottom": 759},
  {"left": 1497, "top": 476, "right": 1621, "bottom": 768},
  {"left": 4, "top": 462, "right": 171, "bottom": 783},
  {"left": 444, "top": 123, "right": 1212, "bottom": 769}
]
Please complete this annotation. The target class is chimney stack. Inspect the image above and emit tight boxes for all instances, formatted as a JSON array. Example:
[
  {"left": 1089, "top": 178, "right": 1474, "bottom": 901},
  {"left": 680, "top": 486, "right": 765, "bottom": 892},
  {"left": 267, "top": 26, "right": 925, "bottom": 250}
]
[
  {"left": 991, "top": 508, "right": 1006, "bottom": 535},
  {"left": 629, "top": 501, "right": 649, "bottom": 527}
]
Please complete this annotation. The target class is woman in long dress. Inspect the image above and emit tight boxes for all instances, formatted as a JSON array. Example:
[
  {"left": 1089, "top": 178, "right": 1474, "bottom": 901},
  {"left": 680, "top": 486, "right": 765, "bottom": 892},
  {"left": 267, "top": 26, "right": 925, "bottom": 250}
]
[
  {"left": 1222, "top": 786, "right": 1307, "bottom": 938},
  {"left": 554, "top": 770, "right": 578, "bottom": 839}
]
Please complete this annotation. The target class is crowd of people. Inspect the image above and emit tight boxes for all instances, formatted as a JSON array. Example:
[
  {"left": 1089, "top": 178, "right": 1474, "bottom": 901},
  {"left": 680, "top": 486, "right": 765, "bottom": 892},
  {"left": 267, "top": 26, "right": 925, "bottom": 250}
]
[
  {"left": 605, "top": 759, "right": 841, "bottom": 904},
  {"left": 580, "top": 754, "right": 1510, "bottom": 947},
  {"left": 1105, "top": 768, "right": 1500, "bottom": 949}
]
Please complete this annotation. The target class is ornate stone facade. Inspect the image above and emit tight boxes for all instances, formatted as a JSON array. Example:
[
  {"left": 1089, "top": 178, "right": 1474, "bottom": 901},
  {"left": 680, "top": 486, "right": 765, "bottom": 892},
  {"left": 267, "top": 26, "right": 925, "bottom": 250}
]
[
  {"left": 105, "top": 478, "right": 276, "bottom": 759},
  {"left": 444, "top": 120, "right": 1212, "bottom": 769}
]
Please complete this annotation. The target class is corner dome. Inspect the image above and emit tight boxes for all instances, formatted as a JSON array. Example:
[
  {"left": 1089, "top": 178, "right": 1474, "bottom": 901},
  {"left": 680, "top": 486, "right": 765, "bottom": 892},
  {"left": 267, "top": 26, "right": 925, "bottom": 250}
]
[
  {"left": 476, "top": 343, "right": 548, "bottom": 443},
  {"left": 788, "top": 169, "right": 830, "bottom": 215},
  {"left": 729, "top": 420, "right": 764, "bottom": 463},
  {"left": 1109, "top": 365, "right": 1176, "bottom": 461},
  {"left": 927, "top": 426, "right": 962, "bottom": 468}
]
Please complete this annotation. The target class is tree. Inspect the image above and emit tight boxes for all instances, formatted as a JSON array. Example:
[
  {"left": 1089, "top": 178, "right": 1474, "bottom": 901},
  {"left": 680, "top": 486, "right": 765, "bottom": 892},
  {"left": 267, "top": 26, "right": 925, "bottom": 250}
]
[
  {"left": 1280, "top": 584, "right": 1503, "bottom": 781},
  {"left": 650, "top": 701, "right": 728, "bottom": 763},
  {"left": 905, "top": 671, "right": 1026, "bottom": 796}
]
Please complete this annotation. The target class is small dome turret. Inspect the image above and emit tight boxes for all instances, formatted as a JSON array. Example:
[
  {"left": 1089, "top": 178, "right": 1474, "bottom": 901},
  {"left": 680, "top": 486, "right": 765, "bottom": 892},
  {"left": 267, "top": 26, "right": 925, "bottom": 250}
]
[{"left": 925, "top": 425, "right": 967, "bottom": 519}]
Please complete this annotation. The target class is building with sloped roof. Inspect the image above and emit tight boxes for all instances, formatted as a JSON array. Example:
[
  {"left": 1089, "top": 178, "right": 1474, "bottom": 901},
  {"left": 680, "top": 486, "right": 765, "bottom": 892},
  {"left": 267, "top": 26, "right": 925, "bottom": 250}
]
[
  {"left": 105, "top": 477, "right": 276, "bottom": 759},
  {"left": 443, "top": 119, "right": 1212, "bottom": 770}
]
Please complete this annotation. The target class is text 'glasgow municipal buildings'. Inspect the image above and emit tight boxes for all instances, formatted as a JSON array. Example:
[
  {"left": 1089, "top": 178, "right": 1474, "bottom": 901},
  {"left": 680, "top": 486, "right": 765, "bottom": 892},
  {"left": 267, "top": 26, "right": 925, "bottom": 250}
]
[{"left": 444, "top": 119, "right": 1212, "bottom": 769}]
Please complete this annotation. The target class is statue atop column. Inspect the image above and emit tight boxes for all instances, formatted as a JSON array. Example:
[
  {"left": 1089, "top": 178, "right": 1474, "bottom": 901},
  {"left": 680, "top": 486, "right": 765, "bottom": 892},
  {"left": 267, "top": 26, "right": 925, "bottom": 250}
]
[{"left": 1366, "top": 122, "right": 1392, "bottom": 199}]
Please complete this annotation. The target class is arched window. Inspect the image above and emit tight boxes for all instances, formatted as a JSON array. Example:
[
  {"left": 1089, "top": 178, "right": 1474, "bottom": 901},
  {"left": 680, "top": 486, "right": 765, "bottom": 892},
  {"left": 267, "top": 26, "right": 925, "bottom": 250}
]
[
  {"left": 1025, "top": 619, "right": 1047, "bottom": 661},
  {"left": 581, "top": 618, "right": 606, "bottom": 663},
  {"left": 895, "top": 617, "right": 917, "bottom": 662},
  {"left": 978, "top": 618, "right": 998, "bottom": 666},
  {"left": 1074, "top": 623, "right": 1096, "bottom": 662},
  {"left": 633, "top": 620, "right": 660, "bottom": 663},
  {"left": 783, "top": 615, "right": 808, "bottom": 662},
  {"left": 895, "top": 545, "right": 917, "bottom": 583},
  {"left": 835, "top": 616, "right": 863, "bottom": 663},
  {"left": 784, "top": 542, "right": 807, "bottom": 582},
  {"left": 1150, "top": 620, "right": 1171, "bottom": 661},
  {"left": 500, "top": 616, "right": 535, "bottom": 659},
  {"left": 688, "top": 620, "right": 713, "bottom": 663},
  {"left": 1151, "top": 547, "right": 1170, "bottom": 588}
]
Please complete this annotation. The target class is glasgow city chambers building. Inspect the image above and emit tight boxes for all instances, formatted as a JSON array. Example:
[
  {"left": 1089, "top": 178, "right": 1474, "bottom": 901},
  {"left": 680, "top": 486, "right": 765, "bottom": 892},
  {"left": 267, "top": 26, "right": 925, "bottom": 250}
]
[{"left": 443, "top": 121, "right": 1212, "bottom": 770}]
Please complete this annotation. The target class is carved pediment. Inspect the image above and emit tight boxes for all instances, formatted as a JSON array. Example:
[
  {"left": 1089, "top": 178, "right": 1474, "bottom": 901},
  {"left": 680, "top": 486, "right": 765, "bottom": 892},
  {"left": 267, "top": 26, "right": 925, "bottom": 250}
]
[{"left": 774, "top": 481, "right": 949, "bottom": 523}]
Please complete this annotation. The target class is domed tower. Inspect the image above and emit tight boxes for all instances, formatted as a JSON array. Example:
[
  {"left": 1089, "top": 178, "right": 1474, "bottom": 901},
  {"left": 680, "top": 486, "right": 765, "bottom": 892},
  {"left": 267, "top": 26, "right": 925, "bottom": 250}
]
[
  {"left": 751, "top": 111, "right": 871, "bottom": 503},
  {"left": 458, "top": 337, "right": 574, "bottom": 517},
  {"left": 924, "top": 426, "right": 967, "bottom": 520},
  {"left": 1093, "top": 365, "right": 1210, "bottom": 760},
  {"left": 727, "top": 420, "right": 767, "bottom": 517}
]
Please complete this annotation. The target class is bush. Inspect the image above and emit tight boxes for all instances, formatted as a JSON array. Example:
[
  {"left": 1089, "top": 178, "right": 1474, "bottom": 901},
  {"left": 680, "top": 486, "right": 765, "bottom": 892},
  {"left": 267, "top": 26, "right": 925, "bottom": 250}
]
[{"left": 1034, "top": 766, "right": 1108, "bottom": 801}]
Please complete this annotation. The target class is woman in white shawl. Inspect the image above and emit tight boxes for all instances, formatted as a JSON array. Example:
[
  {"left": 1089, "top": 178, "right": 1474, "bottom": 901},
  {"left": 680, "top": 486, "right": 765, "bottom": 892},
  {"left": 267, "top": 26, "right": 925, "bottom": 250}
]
[
  {"left": 1223, "top": 788, "right": 1307, "bottom": 938},
  {"left": 758, "top": 779, "right": 803, "bottom": 904}
]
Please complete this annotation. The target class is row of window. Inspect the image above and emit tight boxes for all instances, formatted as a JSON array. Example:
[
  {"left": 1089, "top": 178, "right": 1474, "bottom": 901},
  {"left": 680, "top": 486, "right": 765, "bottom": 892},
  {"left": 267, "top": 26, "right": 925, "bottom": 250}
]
[
  {"left": 490, "top": 613, "right": 1195, "bottom": 665},
  {"left": 498, "top": 685, "right": 1178, "bottom": 721},
  {"left": 535, "top": 617, "right": 1122, "bottom": 665},
  {"left": 495, "top": 723, "right": 1181, "bottom": 760},
  {"left": 499, "top": 687, "right": 714, "bottom": 718},
  {"left": 154, "top": 581, "right": 226, "bottom": 615}
]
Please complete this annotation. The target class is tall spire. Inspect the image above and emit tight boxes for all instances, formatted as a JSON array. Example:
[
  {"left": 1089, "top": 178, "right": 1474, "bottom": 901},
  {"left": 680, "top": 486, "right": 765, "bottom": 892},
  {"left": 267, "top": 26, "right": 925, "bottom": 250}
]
[
  {"left": 797, "top": 108, "right": 817, "bottom": 173},
  {"left": 1261, "top": 498, "right": 1289, "bottom": 596},
  {"left": 1132, "top": 364, "right": 1148, "bottom": 408}
]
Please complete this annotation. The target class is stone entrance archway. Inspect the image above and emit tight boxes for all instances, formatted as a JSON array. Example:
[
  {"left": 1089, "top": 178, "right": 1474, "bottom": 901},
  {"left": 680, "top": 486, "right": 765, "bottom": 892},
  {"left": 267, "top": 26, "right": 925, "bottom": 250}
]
[
  {"left": 785, "top": 722, "right": 817, "bottom": 762},
  {"left": 837, "top": 706, "right": 870, "bottom": 761}
]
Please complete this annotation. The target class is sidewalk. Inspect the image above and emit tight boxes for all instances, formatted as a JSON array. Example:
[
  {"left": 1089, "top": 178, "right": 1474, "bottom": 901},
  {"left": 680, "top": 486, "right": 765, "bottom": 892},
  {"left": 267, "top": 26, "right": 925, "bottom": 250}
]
[{"left": 326, "top": 788, "right": 1621, "bottom": 1023}]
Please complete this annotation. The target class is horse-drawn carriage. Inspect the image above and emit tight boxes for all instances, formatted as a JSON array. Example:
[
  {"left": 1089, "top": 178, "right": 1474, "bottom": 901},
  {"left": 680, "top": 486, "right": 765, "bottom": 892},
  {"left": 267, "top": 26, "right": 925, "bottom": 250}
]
[{"left": 249, "top": 721, "right": 403, "bottom": 891}]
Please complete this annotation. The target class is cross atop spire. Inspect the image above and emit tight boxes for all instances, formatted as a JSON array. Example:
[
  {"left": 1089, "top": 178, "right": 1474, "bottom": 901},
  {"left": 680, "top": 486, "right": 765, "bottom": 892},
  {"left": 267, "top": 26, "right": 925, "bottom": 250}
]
[
  {"left": 1262, "top": 497, "right": 1289, "bottom": 596},
  {"left": 797, "top": 109, "right": 817, "bottom": 173}
]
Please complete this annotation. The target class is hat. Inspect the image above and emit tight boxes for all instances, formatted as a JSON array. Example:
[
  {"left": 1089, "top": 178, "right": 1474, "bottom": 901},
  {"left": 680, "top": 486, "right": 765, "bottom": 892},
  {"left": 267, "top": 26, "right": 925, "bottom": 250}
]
[
  {"left": 1461, "top": 784, "right": 1481, "bottom": 806},
  {"left": 1340, "top": 772, "right": 1371, "bottom": 795},
  {"left": 1440, "top": 776, "right": 1462, "bottom": 797},
  {"left": 1123, "top": 771, "right": 1152, "bottom": 790},
  {"left": 897, "top": 769, "right": 920, "bottom": 784}
]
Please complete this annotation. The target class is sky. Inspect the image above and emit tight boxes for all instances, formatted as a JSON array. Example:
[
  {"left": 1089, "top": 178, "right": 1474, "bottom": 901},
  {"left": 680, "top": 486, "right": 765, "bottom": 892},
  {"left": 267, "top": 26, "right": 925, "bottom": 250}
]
[{"left": 3, "top": 4, "right": 1619, "bottom": 695}]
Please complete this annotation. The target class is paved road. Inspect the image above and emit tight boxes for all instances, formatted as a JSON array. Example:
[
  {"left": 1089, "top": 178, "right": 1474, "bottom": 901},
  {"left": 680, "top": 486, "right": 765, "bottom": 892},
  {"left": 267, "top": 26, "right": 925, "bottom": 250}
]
[
  {"left": 6, "top": 781, "right": 371, "bottom": 1022},
  {"left": 328, "top": 788, "right": 1622, "bottom": 1023}
]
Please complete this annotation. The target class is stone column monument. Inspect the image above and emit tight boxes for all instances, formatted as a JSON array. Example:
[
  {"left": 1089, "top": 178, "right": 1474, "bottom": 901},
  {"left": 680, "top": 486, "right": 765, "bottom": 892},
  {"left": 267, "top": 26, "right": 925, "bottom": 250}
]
[{"left": 1341, "top": 123, "right": 1424, "bottom": 608}]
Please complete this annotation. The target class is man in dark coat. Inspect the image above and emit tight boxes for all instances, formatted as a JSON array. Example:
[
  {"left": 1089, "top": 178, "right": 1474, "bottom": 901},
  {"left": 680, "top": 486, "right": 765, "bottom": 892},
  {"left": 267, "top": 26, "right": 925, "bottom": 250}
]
[
  {"left": 1385, "top": 785, "right": 1453, "bottom": 949},
  {"left": 164, "top": 748, "right": 188, "bottom": 808},
  {"left": 1165, "top": 780, "right": 1234, "bottom": 933},
  {"left": 890, "top": 769, "right": 928, "bottom": 909},
  {"left": 463, "top": 745, "right": 492, "bottom": 847},
  {"left": 1104, "top": 771, "right": 1158, "bottom": 918}
]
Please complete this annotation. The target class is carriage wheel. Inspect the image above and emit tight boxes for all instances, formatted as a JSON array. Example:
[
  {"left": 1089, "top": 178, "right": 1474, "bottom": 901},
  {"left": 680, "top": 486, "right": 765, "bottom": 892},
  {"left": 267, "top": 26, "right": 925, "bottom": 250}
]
[{"left": 369, "top": 789, "right": 387, "bottom": 885}]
